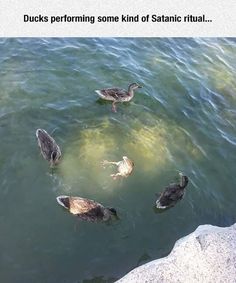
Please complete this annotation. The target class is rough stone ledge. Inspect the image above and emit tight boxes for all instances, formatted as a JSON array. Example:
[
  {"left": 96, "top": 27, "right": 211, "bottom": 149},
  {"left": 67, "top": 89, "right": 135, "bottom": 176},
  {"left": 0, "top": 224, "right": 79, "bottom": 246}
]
[{"left": 116, "top": 223, "right": 236, "bottom": 283}]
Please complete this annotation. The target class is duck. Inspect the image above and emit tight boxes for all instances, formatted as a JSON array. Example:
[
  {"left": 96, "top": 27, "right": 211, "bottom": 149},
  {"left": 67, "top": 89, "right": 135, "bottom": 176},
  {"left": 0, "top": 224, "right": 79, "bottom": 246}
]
[
  {"left": 101, "top": 156, "right": 134, "bottom": 180},
  {"left": 156, "top": 173, "right": 189, "bottom": 209},
  {"left": 36, "top": 129, "right": 61, "bottom": 166},
  {"left": 95, "top": 83, "right": 142, "bottom": 112},
  {"left": 56, "top": 195, "right": 117, "bottom": 222}
]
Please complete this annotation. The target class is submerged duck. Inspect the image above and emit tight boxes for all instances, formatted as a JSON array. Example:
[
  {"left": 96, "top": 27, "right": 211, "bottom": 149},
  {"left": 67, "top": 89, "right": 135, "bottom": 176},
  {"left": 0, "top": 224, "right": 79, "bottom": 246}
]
[
  {"left": 56, "top": 195, "right": 117, "bottom": 222},
  {"left": 156, "top": 174, "right": 189, "bottom": 209},
  {"left": 101, "top": 156, "right": 134, "bottom": 180},
  {"left": 36, "top": 129, "right": 61, "bottom": 166},
  {"left": 95, "top": 83, "right": 142, "bottom": 112}
]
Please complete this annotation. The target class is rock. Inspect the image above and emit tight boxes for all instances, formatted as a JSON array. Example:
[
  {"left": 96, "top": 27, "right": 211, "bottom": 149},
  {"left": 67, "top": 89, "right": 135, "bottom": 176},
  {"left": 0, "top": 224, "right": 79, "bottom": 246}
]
[{"left": 116, "top": 223, "right": 236, "bottom": 283}]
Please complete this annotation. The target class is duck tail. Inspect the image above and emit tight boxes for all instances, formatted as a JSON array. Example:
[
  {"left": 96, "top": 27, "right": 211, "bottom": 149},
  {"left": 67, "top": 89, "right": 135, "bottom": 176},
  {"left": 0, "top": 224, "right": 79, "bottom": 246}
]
[
  {"left": 36, "top": 129, "right": 43, "bottom": 138},
  {"left": 180, "top": 175, "right": 189, "bottom": 188},
  {"left": 156, "top": 200, "right": 166, "bottom": 209},
  {"left": 56, "top": 195, "right": 70, "bottom": 210}
]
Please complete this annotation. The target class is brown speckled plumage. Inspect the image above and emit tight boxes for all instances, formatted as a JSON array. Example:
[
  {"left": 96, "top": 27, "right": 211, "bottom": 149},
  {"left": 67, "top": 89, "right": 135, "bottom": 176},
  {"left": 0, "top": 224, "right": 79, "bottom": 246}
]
[
  {"left": 56, "top": 196, "right": 117, "bottom": 222},
  {"left": 36, "top": 129, "right": 61, "bottom": 166},
  {"left": 95, "top": 83, "right": 142, "bottom": 112}
]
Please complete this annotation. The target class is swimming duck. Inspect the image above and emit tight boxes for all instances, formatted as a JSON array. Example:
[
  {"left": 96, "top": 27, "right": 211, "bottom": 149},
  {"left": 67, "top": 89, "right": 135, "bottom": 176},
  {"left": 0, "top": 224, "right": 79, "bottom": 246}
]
[
  {"left": 56, "top": 195, "right": 117, "bottom": 222},
  {"left": 156, "top": 174, "right": 189, "bottom": 209},
  {"left": 36, "top": 129, "right": 61, "bottom": 166},
  {"left": 101, "top": 156, "right": 134, "bottom": 180},
  {"left": 95, "top": 83, "right": 142, "bottom": 112}
]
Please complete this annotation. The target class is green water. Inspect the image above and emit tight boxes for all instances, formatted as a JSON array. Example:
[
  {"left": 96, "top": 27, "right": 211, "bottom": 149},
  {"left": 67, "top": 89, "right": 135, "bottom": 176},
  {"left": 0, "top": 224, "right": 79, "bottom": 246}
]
[{"left": 0, "top": 38, "right": 236, "bottom": 283}]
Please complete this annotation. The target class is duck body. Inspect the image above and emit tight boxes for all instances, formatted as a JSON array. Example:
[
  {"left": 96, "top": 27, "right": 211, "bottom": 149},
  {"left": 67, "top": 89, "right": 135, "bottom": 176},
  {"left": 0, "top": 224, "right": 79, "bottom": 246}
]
[
  {"left": 101, "top": 156, "right": 134, "bottom": 180},
  {"left": 95, "top": 87, "right": 133, "bottom": 102},
  {"left": 95, "top": 83, "right": 142, "bottom": 112},
  {"left": 117, "top": 156, "right": 134, "bottom": 177},
  {"left": 156, "top": 175, "right": 189, "bottom": 209},
  {"left": 56, "top": 195, "right": 117, "bottom": 222},
  {"left": 36, "top": 129, "right": 61, "bottom": 166}
]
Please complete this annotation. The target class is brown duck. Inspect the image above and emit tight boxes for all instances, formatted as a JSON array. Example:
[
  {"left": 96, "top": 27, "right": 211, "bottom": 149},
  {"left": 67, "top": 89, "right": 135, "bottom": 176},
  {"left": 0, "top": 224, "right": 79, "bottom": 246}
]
[
  {"left": 95, "top": 83, "right": 142, "bottom": 112},
  {"left": 56, "top": 195, "right": 117, "bottom": 222},
  {"left": 36, "top": 129, "right": 61, "bottom": 166},
  {"left": 156, "top": 174, "right": 189, "bottom": 209}
]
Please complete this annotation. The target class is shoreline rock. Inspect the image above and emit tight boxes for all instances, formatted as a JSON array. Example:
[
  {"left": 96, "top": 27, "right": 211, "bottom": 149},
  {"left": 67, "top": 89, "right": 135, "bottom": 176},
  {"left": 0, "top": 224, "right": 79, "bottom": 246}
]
[{"left": 116, "top": 223, "right": 236, "bottom": 283}]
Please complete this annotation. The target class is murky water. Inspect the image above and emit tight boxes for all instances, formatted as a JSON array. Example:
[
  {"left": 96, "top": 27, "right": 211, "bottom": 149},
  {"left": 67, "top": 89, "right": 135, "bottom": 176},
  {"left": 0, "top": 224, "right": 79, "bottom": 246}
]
[{"left": 0, "top": 38, "right": 236, "bottom": 283}]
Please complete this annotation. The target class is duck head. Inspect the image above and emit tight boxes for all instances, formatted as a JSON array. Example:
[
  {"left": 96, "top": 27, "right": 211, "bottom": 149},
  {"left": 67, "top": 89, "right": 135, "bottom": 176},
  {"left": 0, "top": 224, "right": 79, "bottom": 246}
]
[
  {"left": 179, "top": 174, "right": 189, "bottom": 188},
  {"left": 50, "top": 150, "right": 61, "bottom": 165},
  {"left": 102, "top": 207, "right": 118, "bottom": 221},
  {"left": 108, "top": 207, "right": 117, "bottom": 216},
  {"left": 128, "top": 83, "right": 142, "bottom": 91}
]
